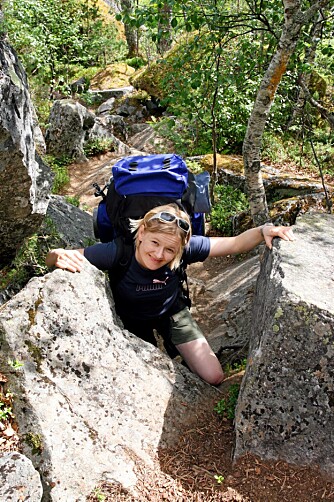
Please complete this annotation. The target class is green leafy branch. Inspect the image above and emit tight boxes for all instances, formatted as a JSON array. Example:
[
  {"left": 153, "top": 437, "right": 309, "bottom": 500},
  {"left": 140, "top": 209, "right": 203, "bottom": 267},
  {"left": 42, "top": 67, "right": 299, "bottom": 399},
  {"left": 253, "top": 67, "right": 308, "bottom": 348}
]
[{"left": 214, "top": 383, "right": 240, "bottom": 420}]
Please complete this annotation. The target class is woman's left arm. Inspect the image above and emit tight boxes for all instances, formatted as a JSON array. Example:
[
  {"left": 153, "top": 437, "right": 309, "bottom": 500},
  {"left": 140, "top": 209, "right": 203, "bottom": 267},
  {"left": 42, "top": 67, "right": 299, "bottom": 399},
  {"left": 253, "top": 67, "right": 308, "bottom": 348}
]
[{"left": 209, "top": 224, "right": 295, "bottom": 257}]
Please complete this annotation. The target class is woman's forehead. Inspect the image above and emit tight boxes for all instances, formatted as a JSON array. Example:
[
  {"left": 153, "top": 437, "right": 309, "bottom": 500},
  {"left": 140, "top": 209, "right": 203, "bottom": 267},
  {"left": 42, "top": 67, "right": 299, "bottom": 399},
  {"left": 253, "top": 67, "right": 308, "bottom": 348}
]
[{"left": 143, "top": 229, "right": 182, "bottom": 247}]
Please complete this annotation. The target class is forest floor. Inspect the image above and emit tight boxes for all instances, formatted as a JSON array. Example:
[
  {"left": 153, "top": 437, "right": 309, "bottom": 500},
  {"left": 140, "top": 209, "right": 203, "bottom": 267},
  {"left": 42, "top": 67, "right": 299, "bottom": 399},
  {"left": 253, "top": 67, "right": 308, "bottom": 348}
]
[{"left": 2, "top": 151, "right": 334, "bottom": 501}]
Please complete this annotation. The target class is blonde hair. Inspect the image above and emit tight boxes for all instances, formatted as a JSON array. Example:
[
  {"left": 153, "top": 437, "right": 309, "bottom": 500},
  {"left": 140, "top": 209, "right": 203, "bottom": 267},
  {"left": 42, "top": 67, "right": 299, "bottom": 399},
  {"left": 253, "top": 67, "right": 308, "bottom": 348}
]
[{"left": 129, "top": 203, "right": 192, "bottom": 270}]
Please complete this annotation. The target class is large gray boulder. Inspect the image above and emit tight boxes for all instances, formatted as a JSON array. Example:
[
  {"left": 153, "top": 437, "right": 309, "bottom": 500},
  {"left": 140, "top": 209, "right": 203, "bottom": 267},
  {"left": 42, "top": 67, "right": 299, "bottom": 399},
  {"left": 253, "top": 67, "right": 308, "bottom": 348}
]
[
  {"left": 0, "top": 452, "right": 43, "bottom": 501},
  {"left": 45, "top": 99, "right": 95, "bottom": 161},
  {"left": 0, "top": 261, "right": 220, "bottom": 500},
  {"left": 0, "top": 41, "right": 52, "bottom": 266},
  {"left": 45, "top": 99, "right": 133, "bottom": 159},
  {"left": 46, "top": 195, "right": 97, "bottom": 248},
  {"left": 92, "top": 114, "right": 128, "bottom": 142},
  {"left": 89, "top": 115, "right": 131, "bottom": 155},
  {"left": 234, "top": 213, "right": 334, "bottom": 476}
]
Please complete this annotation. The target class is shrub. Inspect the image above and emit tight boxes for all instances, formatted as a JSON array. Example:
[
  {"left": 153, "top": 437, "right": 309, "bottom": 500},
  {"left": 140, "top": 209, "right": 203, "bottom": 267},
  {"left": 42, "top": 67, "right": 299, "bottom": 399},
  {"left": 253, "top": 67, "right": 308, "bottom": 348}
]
[
  {"left": 65, "top": 196, "right": 80, "bottom": 207},
  {"left": 44, "top": 155, "right": 71, "bottom": 193},
  {"left": 214, "top": 383, "right": 240, "bottom": 420},
  {"left": 0, "top": 217, "right": 60, "bottom": 292},
  {"left": 224, "top": 358, "right": 247, "bottom": 377},
  {"left": 83, "top": 138, "right": 115, "bottom": 157},
  {"left": 125, "top": 56, "right": 147, "bottom": 69},
  {"left": 210, "top": 185, "right": 249, "bottom": 235}
]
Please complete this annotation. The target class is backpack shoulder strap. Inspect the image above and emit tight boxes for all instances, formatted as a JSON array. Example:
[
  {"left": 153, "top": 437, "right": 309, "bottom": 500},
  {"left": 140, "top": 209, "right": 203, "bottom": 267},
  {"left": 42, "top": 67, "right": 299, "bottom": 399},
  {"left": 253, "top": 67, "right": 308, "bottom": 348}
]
[
  {"left": 175, "top": 259, "right": 191, "bottom": 309},
  {"left": 109, "top": 236, "right": 134, "bottom": 288},
  {"left": 111, "top": 238, "right": 192, "bottom": 308}
]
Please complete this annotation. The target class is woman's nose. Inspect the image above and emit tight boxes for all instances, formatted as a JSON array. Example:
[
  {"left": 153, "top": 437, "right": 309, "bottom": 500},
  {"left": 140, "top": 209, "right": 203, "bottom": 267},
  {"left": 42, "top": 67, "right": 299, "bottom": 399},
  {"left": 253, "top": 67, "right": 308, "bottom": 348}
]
[{"left": 154, "top": 247, "right": 164, "bottom": 259}]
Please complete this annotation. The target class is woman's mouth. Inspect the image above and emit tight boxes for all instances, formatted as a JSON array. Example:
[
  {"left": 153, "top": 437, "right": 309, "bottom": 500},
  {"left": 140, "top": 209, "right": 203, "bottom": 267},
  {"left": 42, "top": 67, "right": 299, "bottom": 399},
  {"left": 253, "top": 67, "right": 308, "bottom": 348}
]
[{"left": 149, "top": 255, "right": 163, "bottom": 264}]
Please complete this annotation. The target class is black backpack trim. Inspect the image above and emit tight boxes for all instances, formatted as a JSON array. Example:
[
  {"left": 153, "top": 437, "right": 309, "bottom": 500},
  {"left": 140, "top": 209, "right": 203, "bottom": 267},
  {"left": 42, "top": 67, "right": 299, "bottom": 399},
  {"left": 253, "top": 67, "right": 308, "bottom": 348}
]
[{"left": 105, "top": 179, "right": 184, "bottom": 242}]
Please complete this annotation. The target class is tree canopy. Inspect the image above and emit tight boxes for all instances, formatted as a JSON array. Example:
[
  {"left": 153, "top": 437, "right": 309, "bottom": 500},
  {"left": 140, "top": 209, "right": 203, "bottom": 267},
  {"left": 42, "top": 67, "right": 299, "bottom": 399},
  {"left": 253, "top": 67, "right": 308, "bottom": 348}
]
[
  {"left": 3, "top": 0, "right": 126, "bottom": 87},
  {"left": 121, "top": 0, "right": 333, "bottom": 219},
  {"left": 1, "top": 0, "right": 333, "bottom": 220}
]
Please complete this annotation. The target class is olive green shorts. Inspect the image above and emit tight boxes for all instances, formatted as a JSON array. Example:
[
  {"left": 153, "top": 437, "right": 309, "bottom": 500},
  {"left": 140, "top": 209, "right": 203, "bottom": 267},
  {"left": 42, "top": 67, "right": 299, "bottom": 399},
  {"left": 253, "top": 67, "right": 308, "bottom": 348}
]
[{"left": 169, "top": 307, "right": 205, "bottom": 346}]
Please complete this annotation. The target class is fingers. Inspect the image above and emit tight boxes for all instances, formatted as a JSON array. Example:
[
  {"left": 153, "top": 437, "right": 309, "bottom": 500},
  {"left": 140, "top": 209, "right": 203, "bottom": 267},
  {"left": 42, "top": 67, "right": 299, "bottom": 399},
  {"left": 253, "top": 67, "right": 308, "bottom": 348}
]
[
  {"left": 55, "top": 250, "right": 84, "bottom": 272},
  {"left": 264, "top": 235, "right": 273, "bottom": 250},
  {"left": 275, "top": 226, "right": 295, "bottom": 242},
  {"left": 262, "top": 225, "right": 295, "bottom": 249}
]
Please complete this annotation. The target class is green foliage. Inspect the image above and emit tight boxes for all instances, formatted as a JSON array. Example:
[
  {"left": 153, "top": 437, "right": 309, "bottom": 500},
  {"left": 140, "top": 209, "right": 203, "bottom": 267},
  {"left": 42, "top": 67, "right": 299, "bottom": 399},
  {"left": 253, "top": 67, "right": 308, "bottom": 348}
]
[
  {"left": 43, "top": 155, "right": 71, "bottom": 193},
  {"left": 28, "top": 76, "right": 53, "bottom": 131},
  {"left": 8, "top": 359, "right": 24, "bottom": 370},
  {"left": 11, "top": 234, "right": 49, "bottom": 280},
  {"left": 3, "top": 0, "right": 333, "bottom": 177},
  {"left": 127, "top": 0, "right": 333, "bottom": 159},
  {"left": 316, "top": 38, "right": 334, "bottom": 80},
  {"left": 24, "top": 432, "right": 43, "bottom": 455},
  {"left": 93, "top": 489, "right": 106, "bottom": 502},
  {"left": 83, "top": 137, "right": 115, "bottom": 157},
  {"left": 79, "top": 90, "right": 98, "bottom": 107},
  {"left": 214, "top": 383, "right": 240, "bottom": 420},
  {"left": 185, "top": 159, "right": 203, "bottom": 174},
  {"left": 138, "top": 33, "right": 270, "bottom": 154},
  {"left": 29, "top": 64, "right": 105, "bottom": 125},
  {"left": 262, "top": 131, "right": 334, "bottom": 178},
  {"left": 224, "top": 358, "right": 247, "bottom": 377},
  {"left": 125, "top": 56, "right": 147, "bottom": 69},
  {"left": 210, "top": 185, "right": 249, "bottom": 236},
  {"left": 0, "top": 217, "right": 61, "bottom": 293},
  {"left": 4, "top": 0, "right": 125, "bottom": 89},
  {"left": 0, "top": 392, "right": 14, "bottom": 422},
  {"left": 0, "top": 403, "right": 13, "bottom": 421},
  {"left": 64, "top": 196, "right": 80, "bottom": 207},
  {"left": 214, "top": 474, "right": 225, "bottom": 484},
  {"left": 69, "top": 65, "right": 103, "bottom": 83},
  {"left": 127, "top": 2, "right": 285, "bottom": 154}
]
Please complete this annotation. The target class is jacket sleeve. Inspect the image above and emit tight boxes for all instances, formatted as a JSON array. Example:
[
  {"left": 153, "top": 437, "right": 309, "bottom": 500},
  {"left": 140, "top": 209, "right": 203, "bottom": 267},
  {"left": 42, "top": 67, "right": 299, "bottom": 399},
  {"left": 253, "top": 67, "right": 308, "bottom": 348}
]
[
  {"left": 183, "top": 235, "right": 210, "bottom": 264},
  {"left": 84, "top": 241, "right": 118, "bottom": 270}
]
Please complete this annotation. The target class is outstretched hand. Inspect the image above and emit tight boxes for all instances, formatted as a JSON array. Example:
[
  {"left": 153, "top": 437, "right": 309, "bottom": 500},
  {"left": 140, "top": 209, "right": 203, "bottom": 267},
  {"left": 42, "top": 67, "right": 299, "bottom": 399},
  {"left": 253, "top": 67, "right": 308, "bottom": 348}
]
[
  {"left": 45, "top": 248, "right": 84, "bottom": 272},
  {"left": 262, "top": 225, "right": 295, "bottom": 250}
]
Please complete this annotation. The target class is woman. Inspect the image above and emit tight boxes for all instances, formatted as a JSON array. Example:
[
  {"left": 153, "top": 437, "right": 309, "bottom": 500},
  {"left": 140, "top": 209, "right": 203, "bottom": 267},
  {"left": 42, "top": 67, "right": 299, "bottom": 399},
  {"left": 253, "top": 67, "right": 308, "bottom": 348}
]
[{"left": 46, "top": 203, "right": 295, "bottom": 386}]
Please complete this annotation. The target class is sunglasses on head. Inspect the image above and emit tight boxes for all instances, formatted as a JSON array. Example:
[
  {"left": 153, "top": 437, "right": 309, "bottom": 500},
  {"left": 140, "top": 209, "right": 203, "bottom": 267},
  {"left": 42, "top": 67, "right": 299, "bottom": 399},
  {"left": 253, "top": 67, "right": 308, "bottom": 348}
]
[{"left": 148, "top": 211, "right": 190, "bottom": 234}]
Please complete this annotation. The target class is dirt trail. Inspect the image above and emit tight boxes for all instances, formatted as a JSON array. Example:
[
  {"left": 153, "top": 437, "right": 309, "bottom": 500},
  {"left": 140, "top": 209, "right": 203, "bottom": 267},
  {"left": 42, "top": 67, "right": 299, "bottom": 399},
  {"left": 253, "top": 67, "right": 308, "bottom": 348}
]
[{"left": 60, "top": 151, "right": 121, "bottom": 211}]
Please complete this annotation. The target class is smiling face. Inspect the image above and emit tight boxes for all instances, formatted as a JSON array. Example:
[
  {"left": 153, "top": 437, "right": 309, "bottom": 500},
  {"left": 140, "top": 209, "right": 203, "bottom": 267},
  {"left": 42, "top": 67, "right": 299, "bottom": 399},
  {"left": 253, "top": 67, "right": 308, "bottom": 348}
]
[{"left": 135, "top": 226, "right": 182, "bottom": 270}]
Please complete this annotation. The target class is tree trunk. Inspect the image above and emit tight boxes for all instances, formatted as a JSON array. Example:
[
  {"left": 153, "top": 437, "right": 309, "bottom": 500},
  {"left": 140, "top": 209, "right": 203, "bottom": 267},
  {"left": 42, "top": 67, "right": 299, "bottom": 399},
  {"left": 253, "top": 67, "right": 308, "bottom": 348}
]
[
  {"left": 0, "top": 7, "right": 5, "bottom": 41},
  {"left": 157, "top": 3, "right": 172, "bottom": 55},
  {"left": 242, "top": 0, "right": 329, "bottom": 225},
  {"left": 210, "top": 49, "right": 223, "bottom": 204},
  {"left": 120, "top": 0, "right": 138, "bottom": 58},
  {"left": 124, "top": 23, "right": 138, "bottom": 58}
]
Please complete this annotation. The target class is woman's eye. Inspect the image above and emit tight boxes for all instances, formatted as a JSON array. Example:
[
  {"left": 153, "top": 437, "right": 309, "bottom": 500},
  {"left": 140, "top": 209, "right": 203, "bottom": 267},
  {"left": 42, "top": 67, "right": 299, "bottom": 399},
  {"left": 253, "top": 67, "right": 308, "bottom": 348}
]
[{"left": 166, "top": 248, "right": 175, "bottom": 254}]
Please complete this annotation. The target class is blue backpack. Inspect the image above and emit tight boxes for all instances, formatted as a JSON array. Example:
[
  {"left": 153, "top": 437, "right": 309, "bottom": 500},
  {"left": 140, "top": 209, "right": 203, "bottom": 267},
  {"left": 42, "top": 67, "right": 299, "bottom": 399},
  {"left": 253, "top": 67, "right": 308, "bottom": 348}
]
[{"left": 92, "top": 153, "right": 211, "bottom": 243}]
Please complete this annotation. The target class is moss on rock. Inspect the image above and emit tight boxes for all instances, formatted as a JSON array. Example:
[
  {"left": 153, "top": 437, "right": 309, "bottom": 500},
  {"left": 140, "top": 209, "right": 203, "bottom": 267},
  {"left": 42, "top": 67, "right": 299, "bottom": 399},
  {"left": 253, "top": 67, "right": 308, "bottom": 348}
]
[
  {"left": 198, "top": 154, "right": 244, "bottom": 174},
  {"left": 130, "top": 35, "right": 202, "bottom": 100},
  {"left": 90, "top": 63, "right": 136, "bottom": 90}
]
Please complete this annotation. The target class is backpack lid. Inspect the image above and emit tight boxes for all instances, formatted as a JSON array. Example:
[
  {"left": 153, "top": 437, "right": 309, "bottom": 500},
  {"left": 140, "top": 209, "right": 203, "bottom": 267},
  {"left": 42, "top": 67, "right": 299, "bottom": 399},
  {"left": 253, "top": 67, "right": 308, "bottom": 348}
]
[{"left": 112, "top": 154, "right": 188, "bottom": 198}]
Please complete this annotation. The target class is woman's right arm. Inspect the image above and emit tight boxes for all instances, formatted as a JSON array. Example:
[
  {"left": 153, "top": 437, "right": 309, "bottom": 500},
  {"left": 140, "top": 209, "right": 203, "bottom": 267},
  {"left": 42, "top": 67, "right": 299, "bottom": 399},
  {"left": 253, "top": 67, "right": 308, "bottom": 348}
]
[
  {"left": 46, "top": 241, "right": 118, "bottom": 272},
  {"left": 45, "top": 248, "right": 85, "bottom": 272}
]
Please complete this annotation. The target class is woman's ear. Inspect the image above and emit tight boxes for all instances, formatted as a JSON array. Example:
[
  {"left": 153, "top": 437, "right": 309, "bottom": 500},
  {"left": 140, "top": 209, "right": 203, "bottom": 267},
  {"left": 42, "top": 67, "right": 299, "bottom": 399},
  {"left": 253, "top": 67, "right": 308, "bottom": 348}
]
[{"left": 138, "top": 225, "right": 145, "bottom": 242}]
